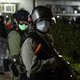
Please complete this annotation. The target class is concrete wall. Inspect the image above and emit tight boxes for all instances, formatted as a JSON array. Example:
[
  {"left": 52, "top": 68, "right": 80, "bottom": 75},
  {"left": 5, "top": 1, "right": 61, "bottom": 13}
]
[
  {"left": 35, "top": 0, "right": 53, "bottom": 6},
  {"left": 0, "top": 0, "right": 33, "bottom": 13}
]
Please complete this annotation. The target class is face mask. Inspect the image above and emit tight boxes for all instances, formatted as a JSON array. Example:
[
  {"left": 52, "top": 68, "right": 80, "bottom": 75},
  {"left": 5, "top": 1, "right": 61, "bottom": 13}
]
[
  {"left": 36, "top": 20, "right": 50, "bottom": 33},
  {"left": 19, "top": 24, "right": 28, "bottom": 31}
]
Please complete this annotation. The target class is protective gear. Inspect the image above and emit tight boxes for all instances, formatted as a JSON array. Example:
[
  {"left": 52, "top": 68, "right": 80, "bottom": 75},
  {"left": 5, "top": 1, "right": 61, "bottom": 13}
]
[
  {"left": 19, "top": 24, "right": 28, "bottom": 31},
  {"left": 31, "top": 6, "right": 52, "bottom": 23},
  {"left": 36, "top": 20, "right": 50, "bottom": 33},
  {"left": 14, "top": 9, "right": 29, "bottom": 21}
]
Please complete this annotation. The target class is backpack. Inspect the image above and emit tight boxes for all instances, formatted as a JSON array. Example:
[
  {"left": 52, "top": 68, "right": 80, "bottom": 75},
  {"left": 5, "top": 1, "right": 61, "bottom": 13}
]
[
  {"left": 28, "top": 32, "right": 78, "bottom": 80},
  {"left": 0, "top": 38, "right": 9, "bottom": 73}
]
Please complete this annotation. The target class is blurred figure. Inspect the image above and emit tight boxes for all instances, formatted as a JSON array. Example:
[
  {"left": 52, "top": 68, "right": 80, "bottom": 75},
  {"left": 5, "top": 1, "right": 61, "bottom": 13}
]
[
  {"left": 0, "top": 16, "right": 8, "bottom": 38},
  {"left": 8, "top": 9, "right": 30, "bottom": 57},
  {"left": 7, "top": 9, "right": 30, "bottom": 80},
  {"left": 0, "top": 16, "right": 11, "bottom": 80},
  {"left": 4, "top": 15, "right": 13, "bottom": 33}
]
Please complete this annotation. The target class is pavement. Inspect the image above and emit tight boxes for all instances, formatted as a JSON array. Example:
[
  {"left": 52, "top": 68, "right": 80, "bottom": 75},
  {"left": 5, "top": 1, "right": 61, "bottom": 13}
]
[{"left": 0, "top": 71, "right": 13, "bottom": 80}]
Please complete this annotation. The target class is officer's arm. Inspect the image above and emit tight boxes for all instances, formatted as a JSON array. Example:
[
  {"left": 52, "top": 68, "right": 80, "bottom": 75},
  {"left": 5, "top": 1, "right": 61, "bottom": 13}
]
[
  {"left": 8, "top": 31, "right": 21, "bottom": 57},
  {"left": 21, "top": 38, "right": 37, "bottom": 77}
]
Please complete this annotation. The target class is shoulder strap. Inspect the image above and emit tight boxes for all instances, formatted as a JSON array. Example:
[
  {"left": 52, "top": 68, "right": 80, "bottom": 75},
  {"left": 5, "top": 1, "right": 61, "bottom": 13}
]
[{"left": 27, "top": 32, "right": 54, "bottom": 58}]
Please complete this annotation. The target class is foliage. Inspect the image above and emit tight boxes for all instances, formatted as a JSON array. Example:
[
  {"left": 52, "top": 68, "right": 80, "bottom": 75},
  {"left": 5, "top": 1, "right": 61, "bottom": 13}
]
[{"left": 49, "top": 20, "right": 80, "bottom": 78}]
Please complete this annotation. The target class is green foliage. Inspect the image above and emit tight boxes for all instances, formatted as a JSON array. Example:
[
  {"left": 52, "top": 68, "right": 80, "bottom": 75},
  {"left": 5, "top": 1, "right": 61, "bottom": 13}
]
[{"left": 49, "top": 20, "right": 80, "bottom": 78}]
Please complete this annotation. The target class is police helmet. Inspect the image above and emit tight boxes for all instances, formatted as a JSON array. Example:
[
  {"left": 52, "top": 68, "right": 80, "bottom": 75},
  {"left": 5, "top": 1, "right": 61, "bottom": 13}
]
[
  {"left": 31, "top": 6, "right": 52, "bottom": 23},
  {"left": 14, "top": 9, "right": 29, "bottom": 21}
]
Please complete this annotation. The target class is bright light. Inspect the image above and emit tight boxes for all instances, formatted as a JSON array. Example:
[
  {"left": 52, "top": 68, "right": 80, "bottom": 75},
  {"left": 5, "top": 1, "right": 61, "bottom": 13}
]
[
  {"left": 78, "top": 6, "right": 80, "bottom": 10},
  {"left": 13, "top": 58, "right": 16, "bottom": 62},
  {"left": 74, "top": 10, "right": 77, "bottom": 14},
  {"left": 6, "top": 15, "right": 8, "bottom": 18},
  {"left": 57, "top": 15, "right": 60, "bottom": 18},
  {"left": 52, "top": 17, "right": 56, "bottom": 23},
  {"left": 67, "top": 61, "right": 70, "bottom": 64},
  {"left": 0, "top": 12, "right": 2, "bottom": 15},
  {"left": 63, "top": 10, "right": 66, "bottom": 13},
  {"left": 59, "top": 55, "right": 62, "bottom": 57},
  {"left": 70, "top": 75, "right": 73, "bottom": 77}
]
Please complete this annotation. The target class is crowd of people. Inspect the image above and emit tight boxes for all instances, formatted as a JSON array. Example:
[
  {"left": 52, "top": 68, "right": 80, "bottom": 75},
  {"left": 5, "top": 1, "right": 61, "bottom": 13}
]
[{"left": 0, "top": 6, "right": 78, "bottom": 80}]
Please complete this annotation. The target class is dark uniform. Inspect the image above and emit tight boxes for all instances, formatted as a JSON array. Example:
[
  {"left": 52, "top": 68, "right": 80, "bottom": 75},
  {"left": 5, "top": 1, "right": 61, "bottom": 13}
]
[{"left": 21, "top": 6, "right": 55, "bottom": 80}]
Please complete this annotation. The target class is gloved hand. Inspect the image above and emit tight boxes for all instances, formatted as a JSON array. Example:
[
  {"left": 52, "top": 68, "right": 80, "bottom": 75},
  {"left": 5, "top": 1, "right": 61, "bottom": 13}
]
[
  {"left": 10, "top": 54, "right": 25, "bottom": 78},
  {"left": 10, "top": 54, "right": 21, "bottom": 77},
  {"left": 11, "top": 62, "right": 19, "bottom": 77}
]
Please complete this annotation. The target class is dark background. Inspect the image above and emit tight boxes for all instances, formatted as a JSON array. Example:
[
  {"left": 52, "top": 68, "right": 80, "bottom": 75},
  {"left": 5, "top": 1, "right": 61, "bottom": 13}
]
[{"left": 49, "top": 17, "right": 80, "bottom": 79}]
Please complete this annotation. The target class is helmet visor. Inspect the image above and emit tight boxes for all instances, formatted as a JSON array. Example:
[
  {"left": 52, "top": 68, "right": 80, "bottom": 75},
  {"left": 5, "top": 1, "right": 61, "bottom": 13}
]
[
  {"left": 32, "top": 10, "right": 40, "bottom": 23},
  {"left": 31, "top": 8, "right": 52, "bottom": 23}
]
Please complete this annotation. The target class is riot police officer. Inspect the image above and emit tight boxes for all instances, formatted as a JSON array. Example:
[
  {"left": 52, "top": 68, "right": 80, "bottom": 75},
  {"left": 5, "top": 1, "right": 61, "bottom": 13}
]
[{"left": 21, "top": 6, "right": 54, "bottom": 80}]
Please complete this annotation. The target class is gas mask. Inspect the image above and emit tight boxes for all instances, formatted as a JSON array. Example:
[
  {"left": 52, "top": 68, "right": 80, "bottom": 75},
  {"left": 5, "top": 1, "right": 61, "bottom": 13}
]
[
  {"left": 19, "top": 24, "right": 28, "bottom": 31},
  {"left": 36, "top": 20, "right": 50, "bottom": 33}
]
